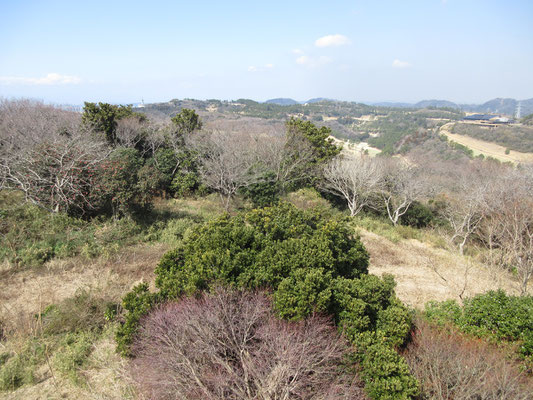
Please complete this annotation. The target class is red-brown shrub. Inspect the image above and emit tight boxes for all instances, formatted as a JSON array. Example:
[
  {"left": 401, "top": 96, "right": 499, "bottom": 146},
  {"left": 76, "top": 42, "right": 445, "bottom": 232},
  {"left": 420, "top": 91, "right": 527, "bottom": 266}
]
[
  {"left": 404, "top": 318, "right": 533, "bottom": 400},
  {"left": 130, "top": 287, "right": 367, "bottom": 400}
]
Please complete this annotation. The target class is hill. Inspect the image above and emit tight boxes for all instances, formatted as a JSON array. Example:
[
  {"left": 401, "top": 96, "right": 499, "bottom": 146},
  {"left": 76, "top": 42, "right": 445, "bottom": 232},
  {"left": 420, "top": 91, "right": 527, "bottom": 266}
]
[
  {"left": 264, "top": 98, "right": 299, "bottom": 105},
  {"left": 461, "top": 97, "right": 533, "bottom": 116},
  {"left": 414, "top": 99, "right": 460, "bottom": 109}
]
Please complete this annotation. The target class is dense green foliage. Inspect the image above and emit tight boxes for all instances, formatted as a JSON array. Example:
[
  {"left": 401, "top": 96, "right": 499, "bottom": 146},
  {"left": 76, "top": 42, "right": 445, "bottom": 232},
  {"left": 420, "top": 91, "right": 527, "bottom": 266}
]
[
  {"left": 82, "top": 102, "right": 145, "bottom": 145},
  {"left": 117, "top": 203, "right": 418, "bottom": 399},
  {"left": 96, "top": 148, "right": 160, "bottom": 217},
  {"left": 425, "top": 290, "right": 533, "bottom": 364},
  {"left": 399, "top": 201, "right": 435, "bottom": 228},
  {"left": 286, "top": 118, "right": 341, "bottom": 163},
  {"left": 170, "top": 107, "right": 202, "bottom": 134}
]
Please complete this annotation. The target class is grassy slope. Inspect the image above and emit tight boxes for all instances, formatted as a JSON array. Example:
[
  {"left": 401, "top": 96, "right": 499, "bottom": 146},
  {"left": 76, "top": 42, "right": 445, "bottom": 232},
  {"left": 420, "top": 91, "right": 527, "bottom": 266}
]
[{"left": 1, "top": 192, "right": 530, "bottom": 399}]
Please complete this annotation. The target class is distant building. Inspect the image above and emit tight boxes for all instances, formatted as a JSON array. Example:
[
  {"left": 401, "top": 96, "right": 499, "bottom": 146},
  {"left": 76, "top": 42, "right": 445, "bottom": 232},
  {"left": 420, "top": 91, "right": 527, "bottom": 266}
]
[
  {"left": 463, "top": 114, "right": 494, "bottom": 121},
  {"left": 463, "top": 114, "right": 512, "bottom": 124}
]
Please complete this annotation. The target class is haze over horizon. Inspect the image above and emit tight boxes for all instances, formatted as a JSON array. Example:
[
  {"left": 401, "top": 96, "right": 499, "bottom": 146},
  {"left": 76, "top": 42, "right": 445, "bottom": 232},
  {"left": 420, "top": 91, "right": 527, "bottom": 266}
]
[{"left": 1, "top": 0, "right": 532, "bottom": 105}]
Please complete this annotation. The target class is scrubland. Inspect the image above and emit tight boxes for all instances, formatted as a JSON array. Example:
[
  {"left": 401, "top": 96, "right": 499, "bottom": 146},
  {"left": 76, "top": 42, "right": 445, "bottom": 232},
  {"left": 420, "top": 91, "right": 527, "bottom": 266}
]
[{"left": 1, "top": 99, "right": 533, "bottom": 399}]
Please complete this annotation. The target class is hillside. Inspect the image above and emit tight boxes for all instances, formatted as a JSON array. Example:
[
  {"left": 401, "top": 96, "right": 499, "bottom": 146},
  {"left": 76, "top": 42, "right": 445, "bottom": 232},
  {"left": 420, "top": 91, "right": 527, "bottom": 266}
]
[{"left": 264, "top": 97, "right": 299, "bottom": 105}]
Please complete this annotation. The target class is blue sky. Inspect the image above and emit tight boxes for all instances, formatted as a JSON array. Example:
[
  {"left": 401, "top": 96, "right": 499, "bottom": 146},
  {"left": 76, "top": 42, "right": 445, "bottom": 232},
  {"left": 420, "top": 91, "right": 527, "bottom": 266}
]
[{"left": 0, "top": 0, "right": 532, "bottom": 105}]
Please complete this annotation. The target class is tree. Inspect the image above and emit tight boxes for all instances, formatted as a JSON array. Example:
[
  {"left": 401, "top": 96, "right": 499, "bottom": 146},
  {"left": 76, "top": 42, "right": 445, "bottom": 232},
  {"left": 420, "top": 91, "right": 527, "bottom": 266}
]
[
  {"left": 441, "top": 165, "right": 494, "bottom": 255},
  {"left": 285, "top": 118, "right": 341, "bottom": 163},
  {"left": 130, "top": 287, "right": 367, "bottom": 400},
  {"left": 191, "top": 130, "right": 262, "bottom": 210},
  {"left": 97, "top": 148, "right": 157, "bottom": 217},
  {"left": 0, "top": 99, "right": 110, "bottom": 215},
  {"left": 483, "top": 168, "right": 533, "bottom": 294},
  {"left": 377, "top": 158, "right": 430, "bottom": 226},
  {"left": 252, "top": 119, "right": 342, "bottom": 194},
  {"left": 321, "top": 155, "right": 382, "bottom": 216},
  {"left": 82, "top": 102, "right": 144, "bottom": 146},
  {"left": 171, "top": 108, "right": 202, "bottom": 135}
]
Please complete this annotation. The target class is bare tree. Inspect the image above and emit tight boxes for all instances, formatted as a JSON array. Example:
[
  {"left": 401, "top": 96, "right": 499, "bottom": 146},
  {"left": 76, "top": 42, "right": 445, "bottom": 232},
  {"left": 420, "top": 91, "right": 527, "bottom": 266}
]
[
  {"left": 406, "top": 318, "right": 533, "bottom": 400},
  {"left": 115, "top": 116, "right": 146, "bottom": 150},
  {"left": 377, "top": 158, "right": 430, "bottom": 225},
  {"left": 441, "top": 165, "right": 495, "bottom": 255},
  {"left": 482, "top": 168, "right": 533, "bottom": 294},
  {"left": 190, "top": 130, "right": 262, "bottom": 211},
  {"left": 130, "top": 287, "right": 367, "bottom": 400},
  {"left": 321, "top": 155, "right": 382, "bottom": 216},
  {"left": 0, "top": 99, "right": 110, "bottom": 214}
]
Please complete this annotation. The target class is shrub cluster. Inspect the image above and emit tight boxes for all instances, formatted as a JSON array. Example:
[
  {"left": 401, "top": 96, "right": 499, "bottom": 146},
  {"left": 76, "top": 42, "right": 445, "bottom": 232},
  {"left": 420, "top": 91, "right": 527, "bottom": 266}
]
[
  {"left": 425, "top": 290, "right": 533, "bottom": 365},
  {"left": 131, "top": 287, "right": 368, "bottom": 400},
  {"left": 405, "top": 318, "right": 533, "bottom": 399},
  {"left": 117, "top": 203, "right": 419, "bottom": 399}
]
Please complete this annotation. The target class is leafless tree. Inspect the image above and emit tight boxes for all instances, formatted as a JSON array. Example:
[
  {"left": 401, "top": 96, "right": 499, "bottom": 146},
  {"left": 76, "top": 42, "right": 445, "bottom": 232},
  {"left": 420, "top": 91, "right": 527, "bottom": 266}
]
[
  {"left": 190, "top": 130, "right": 263, "bottom": 210},
  {"left": 405, "top": 318, "right": 533, "bottom": 400},
  {"left": 480, "top": 168, "right": 533, "bottom": 294},
  {"left": 130, "top": 287, "right": 367, "bottom": 400},
  {"left": 440, "top": 164, "right": 496, "bottom": 255},
  {"left": 0, "top": 99, "right": 110, "bottom": 214},
  {"left": 376, "top": 158, "right": 431, "bottom": 225},
  {"left": 115, "top": 116, "right": 146, "bottom": 150},
  {"left": 321, "top": 155, "right": 382, "bottom": 216}
]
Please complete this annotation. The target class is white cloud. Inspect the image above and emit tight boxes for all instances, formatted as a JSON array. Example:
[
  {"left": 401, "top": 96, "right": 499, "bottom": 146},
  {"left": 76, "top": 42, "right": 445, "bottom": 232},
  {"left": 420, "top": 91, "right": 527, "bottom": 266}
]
[
  {"left": 315, "top": 34, "right": 351, "bottom": 48},
  {"left": 0, "top": 73, "right": 81, "bottom": 85},
  {"left": 265, "top": 63, "right": 274, "bottom": 69},
  {"left": 392, "top": 59, "right": 412, "bottom": 68},
  {"left": 295, "top": 55, "right": 331, "bottom": 68},
  {"left": 292, "top": 48, "right": 304, "bottom": 55},
  {"left": 248, "top": 66, "right": 258, "bottom": 72}
]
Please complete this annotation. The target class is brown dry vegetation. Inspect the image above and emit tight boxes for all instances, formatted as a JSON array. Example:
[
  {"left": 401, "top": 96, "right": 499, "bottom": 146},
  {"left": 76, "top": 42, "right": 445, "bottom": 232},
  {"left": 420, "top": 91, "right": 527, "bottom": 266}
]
[
  {"left": 1, "top": 194, "right": 531, "bottom": 399},
  {"left": 440, "top": 122, "right": 533, "bottom": 163},
  {"left": 362, "top": 229, "right": 529, "bottom": 309}
]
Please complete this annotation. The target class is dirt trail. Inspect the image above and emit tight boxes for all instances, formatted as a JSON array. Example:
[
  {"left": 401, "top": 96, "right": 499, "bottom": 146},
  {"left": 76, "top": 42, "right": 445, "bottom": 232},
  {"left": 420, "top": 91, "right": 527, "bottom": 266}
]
[{"left": 440, "top": 123, "right": 533, "bottom": 164}]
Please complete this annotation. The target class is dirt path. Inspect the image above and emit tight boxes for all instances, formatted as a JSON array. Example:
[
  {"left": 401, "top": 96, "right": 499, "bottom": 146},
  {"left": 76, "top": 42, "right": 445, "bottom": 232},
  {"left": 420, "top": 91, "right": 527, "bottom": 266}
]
[{"left": 440, "top": 123, "right": 533, "bottom": 163}]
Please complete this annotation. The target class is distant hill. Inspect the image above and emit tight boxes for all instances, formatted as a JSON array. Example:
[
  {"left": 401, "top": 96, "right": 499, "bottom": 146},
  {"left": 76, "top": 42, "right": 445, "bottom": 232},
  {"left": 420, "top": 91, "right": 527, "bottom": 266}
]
[
  {"left": 460, "top": 98, "right": 533, "bottom": 116},
  {"left": 265, "top": 98, "right": 299, "bottom": 106},
  {"left": 371, "top": 102, "right": 413, "bottom": 108},
  {"left": 306, "top": 98, "right": 334, "bottom": 104},
  {"left": 414, "top": 100, "right": 460, "bottom": 109}
]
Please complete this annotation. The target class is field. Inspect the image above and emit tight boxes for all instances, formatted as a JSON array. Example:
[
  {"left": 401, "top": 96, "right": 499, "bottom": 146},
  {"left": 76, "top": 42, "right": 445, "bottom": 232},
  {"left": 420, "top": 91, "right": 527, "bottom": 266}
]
[{"left": 440, "top": 122, "right": 533, "bottom": 163}]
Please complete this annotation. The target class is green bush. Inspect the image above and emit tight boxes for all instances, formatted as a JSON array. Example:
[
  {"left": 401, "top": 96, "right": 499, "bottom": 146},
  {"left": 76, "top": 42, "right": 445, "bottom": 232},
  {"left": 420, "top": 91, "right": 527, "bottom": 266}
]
[
  {"left": 39, "top": 290, "right": 113, "bottom": 335},
  {"left": 117, "top": 203, "right": 418, "bottom": 399},
  {"left": 399, "top": 201, "right": 434, "bottom": 228},
  {"left": 53, "top": 331, "right": 96, "bottom": 384},
  {"left": 0, "top": 339, "right": 46, "bottom": 391},
  {"left": 425, "top": 290, "right": 533, "bottom": 362}
]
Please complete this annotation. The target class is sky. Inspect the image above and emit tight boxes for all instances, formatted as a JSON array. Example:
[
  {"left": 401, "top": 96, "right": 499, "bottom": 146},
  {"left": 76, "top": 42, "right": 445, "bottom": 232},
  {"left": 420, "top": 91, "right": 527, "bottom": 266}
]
[{"left": 0, "top": 0, "right": 532, "bottom": 105}]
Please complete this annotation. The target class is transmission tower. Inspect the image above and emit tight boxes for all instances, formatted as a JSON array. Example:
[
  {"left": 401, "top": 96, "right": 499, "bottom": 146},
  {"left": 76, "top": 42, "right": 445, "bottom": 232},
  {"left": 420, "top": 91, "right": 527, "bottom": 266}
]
[{"left": 515, "top": 101, "right": 522, "bottom": 120}]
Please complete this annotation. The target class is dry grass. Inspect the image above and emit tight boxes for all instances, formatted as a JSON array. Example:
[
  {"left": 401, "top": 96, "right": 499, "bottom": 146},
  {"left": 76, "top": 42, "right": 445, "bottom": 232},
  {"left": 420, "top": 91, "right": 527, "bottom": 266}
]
[
  {"left": 1, "top": 327, "right": 136, "bottom": 400},
  {"left": 0, "top": 243, "right": 167, "bottom": 338},
  {"left": 362, "top": 229, "right": 528, "bottom": 309},
  {"left": 440, "top": 123, "right": 533, "bottom": 163},
  {"left": 1, "top": 195, "right": 531, "bottom": 398}
]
